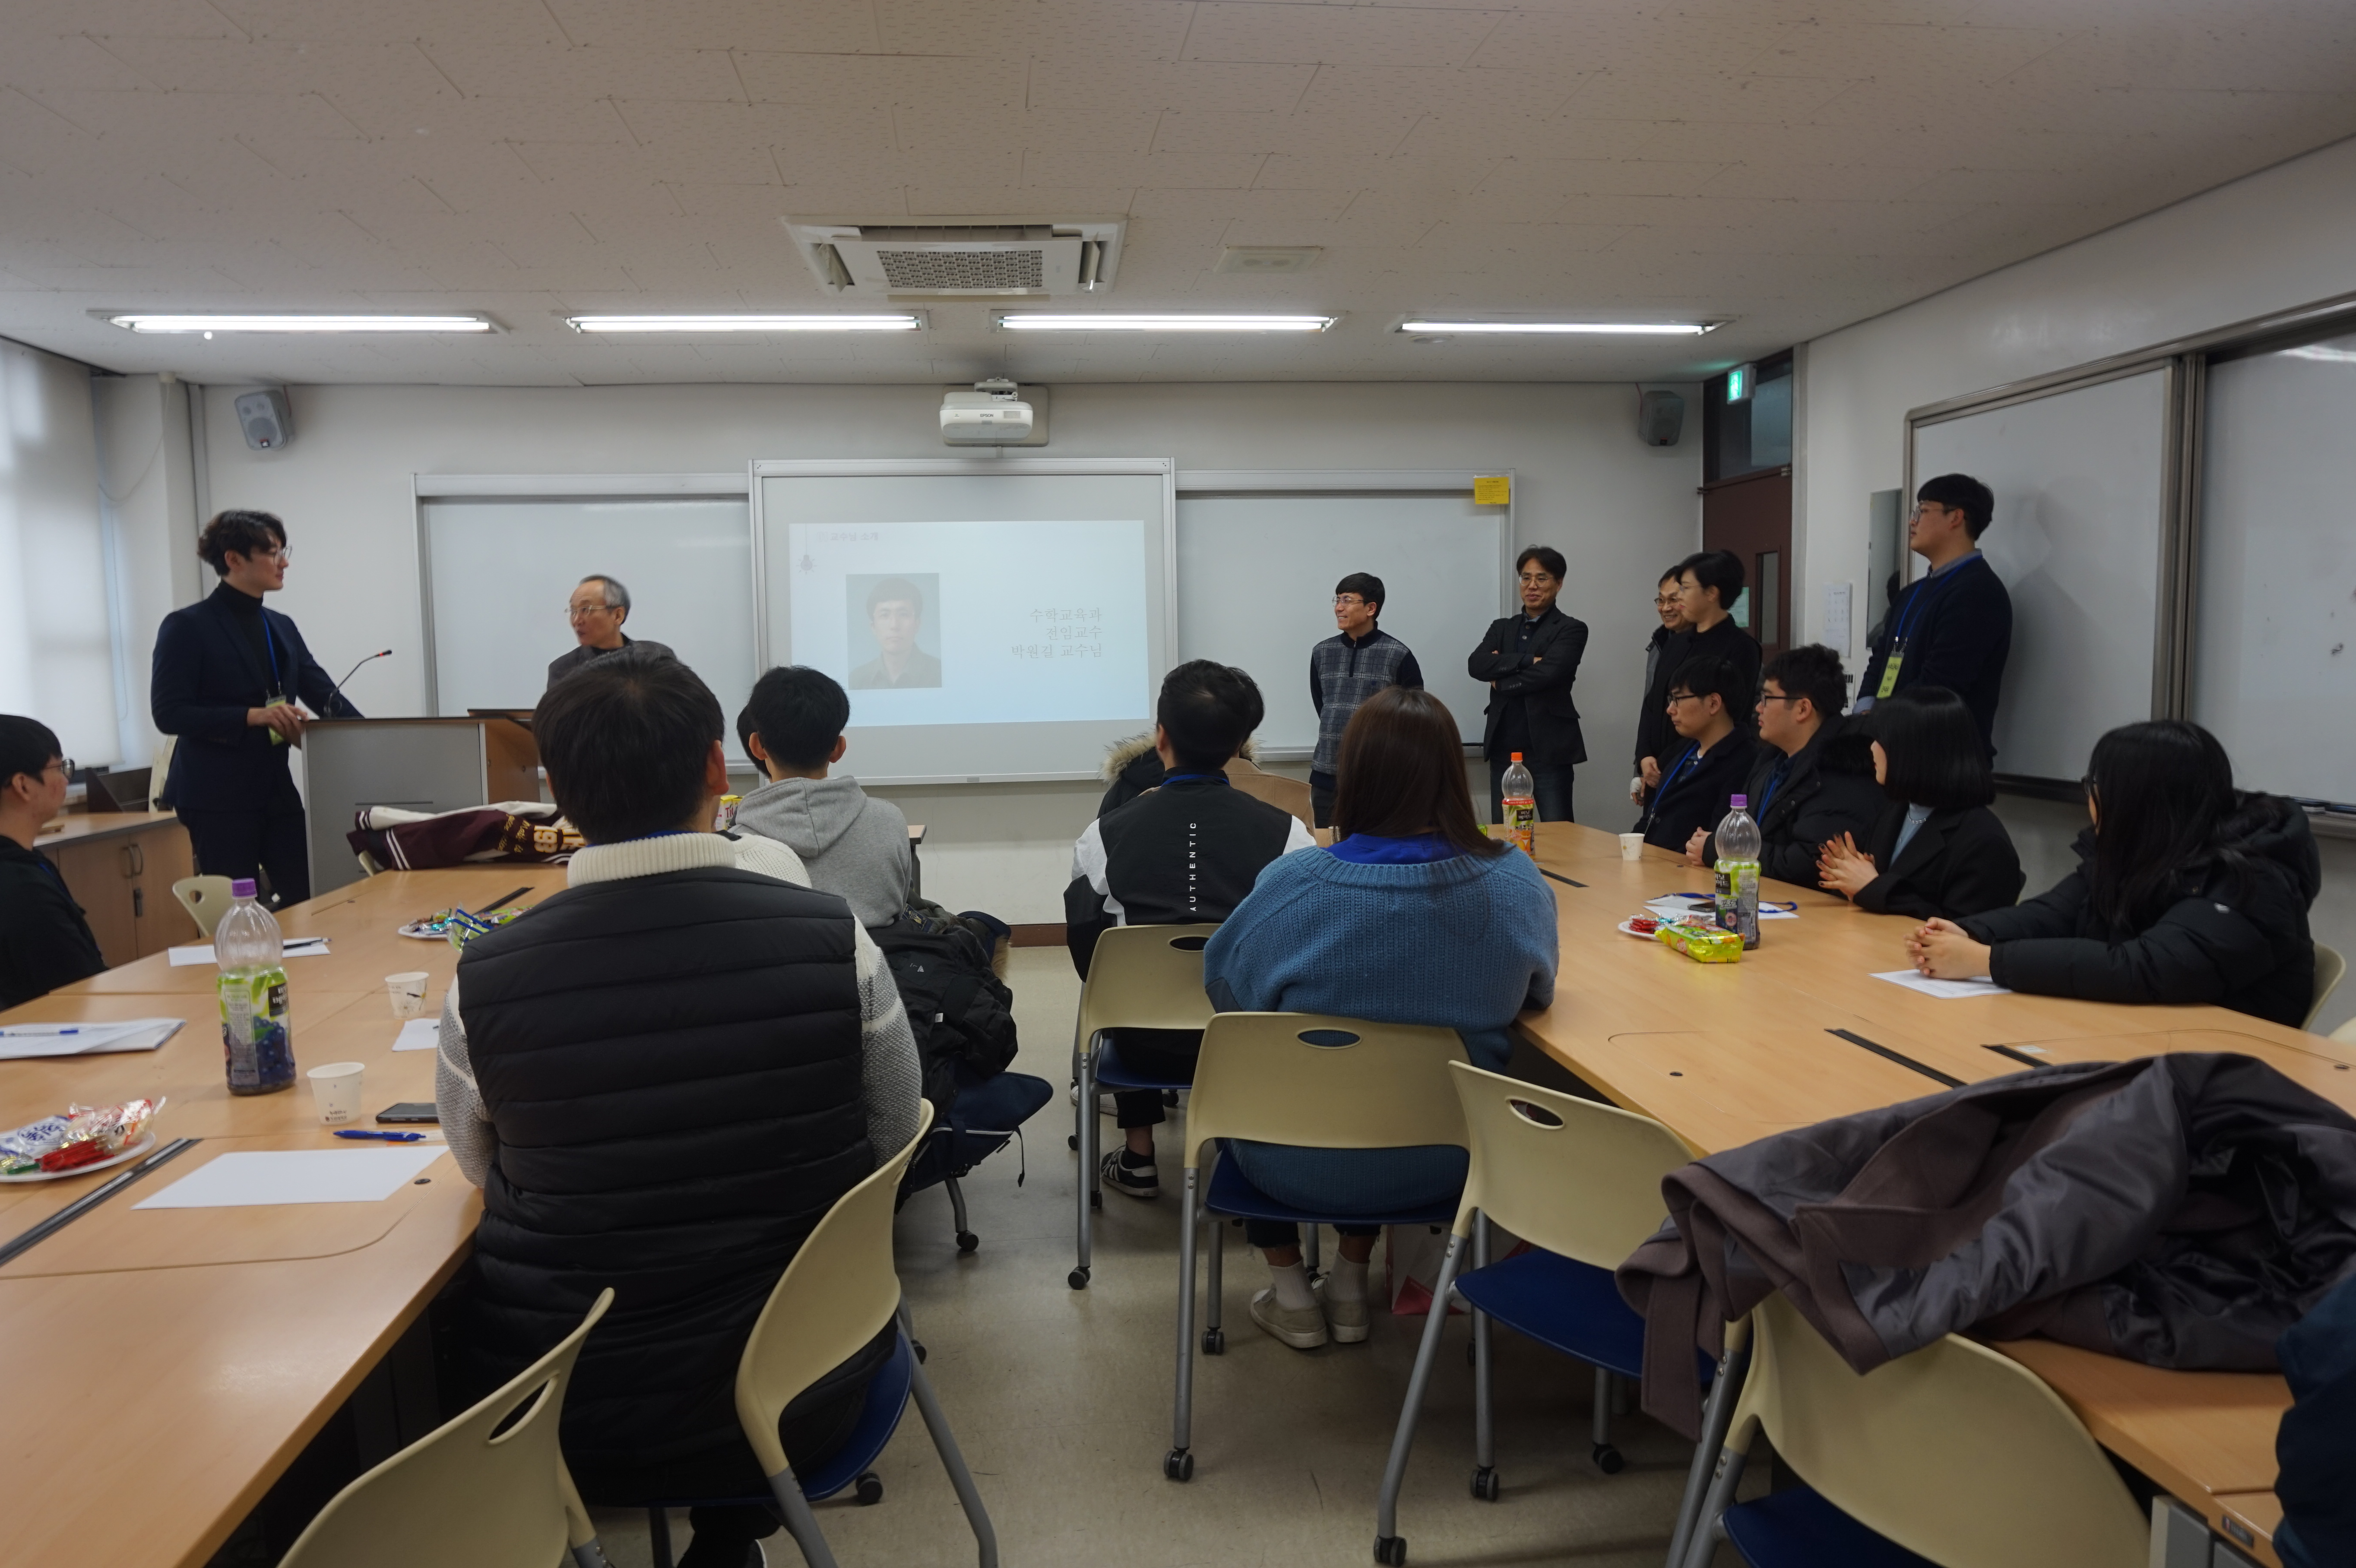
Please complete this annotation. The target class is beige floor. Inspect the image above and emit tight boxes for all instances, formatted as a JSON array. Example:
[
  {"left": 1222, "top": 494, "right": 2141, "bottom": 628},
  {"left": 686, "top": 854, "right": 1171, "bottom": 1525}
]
[{"left": 585, "top": 947, "right": 1730, "bottom": 1568}]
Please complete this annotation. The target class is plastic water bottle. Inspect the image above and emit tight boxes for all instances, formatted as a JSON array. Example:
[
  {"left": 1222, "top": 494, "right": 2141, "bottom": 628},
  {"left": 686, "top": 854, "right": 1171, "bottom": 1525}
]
[
  {"left": 1500, "top": 752, "right": 1537, "bottom": 854},
  {"left": 1713, "top": 795, "right": 1763, "bottom": 949},
  {"left": 216, "top": 878, "right": 295, "bottom": 1095}
]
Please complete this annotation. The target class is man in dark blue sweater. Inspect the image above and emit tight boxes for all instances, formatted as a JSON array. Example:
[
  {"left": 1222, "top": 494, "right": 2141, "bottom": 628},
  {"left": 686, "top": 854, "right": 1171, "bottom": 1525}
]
[{"left": 1855, "top": 473, "right": 2012, "bottom": 756}]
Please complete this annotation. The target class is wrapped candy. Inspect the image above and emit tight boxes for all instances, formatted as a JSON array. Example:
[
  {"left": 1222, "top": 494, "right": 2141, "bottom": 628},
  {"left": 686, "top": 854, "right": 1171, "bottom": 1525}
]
[
  {"left": 1655, "top": 922, "right": 1743, "bottom": 964},
  {"left": 0, "top": 1098, "right": 162, "bottom": 1176}
]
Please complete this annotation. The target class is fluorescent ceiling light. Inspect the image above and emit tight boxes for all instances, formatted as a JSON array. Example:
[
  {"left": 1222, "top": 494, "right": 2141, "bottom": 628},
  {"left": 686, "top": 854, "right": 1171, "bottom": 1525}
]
[
  {"left": 1398, "top": 319, "right": 1715, "bottom": 335},
  {"left": 109, "top": 313, "right": 493, "bottom": 333},
  {"left": 996, "top": 313, "right": 1335, "bottom": 332},
  {"left": 566, "top": 314, "right": 922, "bottom": 332}
]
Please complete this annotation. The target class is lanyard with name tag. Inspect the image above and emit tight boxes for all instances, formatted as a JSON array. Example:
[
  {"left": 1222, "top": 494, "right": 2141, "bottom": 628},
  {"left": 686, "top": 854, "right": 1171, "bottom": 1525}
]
[
  {"left": 1877, "top": 559, "right": 1973, "bottom": 697},
  {"left": 260, "top": 615, "right": 291, "bottom": 744}
]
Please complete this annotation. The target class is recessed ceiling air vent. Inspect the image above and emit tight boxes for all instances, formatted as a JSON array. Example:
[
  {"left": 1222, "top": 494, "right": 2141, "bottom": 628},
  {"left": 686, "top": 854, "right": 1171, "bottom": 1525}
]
[{"left": 784, "top": 219, "right": 1124, "bottom": 298}]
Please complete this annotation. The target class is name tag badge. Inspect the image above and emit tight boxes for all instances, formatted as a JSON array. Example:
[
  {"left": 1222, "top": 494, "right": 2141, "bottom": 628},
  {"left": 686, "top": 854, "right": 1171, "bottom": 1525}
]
[
  {"left": 1875, "top": 653, "right": 1904, "bottom": 699},
  {"left": 263, "top": 693, "right": 292, "bottom": 746}
]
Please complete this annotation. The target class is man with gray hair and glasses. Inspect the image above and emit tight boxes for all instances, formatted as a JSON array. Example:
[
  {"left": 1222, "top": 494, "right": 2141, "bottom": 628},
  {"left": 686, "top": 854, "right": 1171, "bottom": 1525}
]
[{"left": 548, "top": 573, "right": 674, "bottom": 690}]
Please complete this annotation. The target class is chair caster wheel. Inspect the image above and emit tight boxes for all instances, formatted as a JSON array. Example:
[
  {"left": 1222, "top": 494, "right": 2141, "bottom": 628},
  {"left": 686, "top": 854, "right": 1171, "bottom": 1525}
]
[
  {"left": 1069, "top": 1267, "right": 1091, "bottom": 1290},
  {"left": 1067, "top": 1134, "right": 1079, "bottom": 1151},
  {"left": 1471, "top": 1466, "right": 1499, "bottom": 1501},
  {"left": 1592, "top": 1442, "right": 1625, "bottom": 1474},
  {"left": 1374, "top": 1533, "right": 1407, "bottom": 1565},
  {"left": 1202, "top": 1328, "right": 1226, "bottom": 1355},
  {"left": 854, "top": 1472, "right": 884, "bottom": 1506},
  {"left": 911, "top": 1340, "right": 927, "bottom": 1363},
  {"left": 956, "top": 1231, "right": 979, "bottom": 1254},
  {"left": 1164, "top": 1448, "right": 1194, "bottom": 1482}
]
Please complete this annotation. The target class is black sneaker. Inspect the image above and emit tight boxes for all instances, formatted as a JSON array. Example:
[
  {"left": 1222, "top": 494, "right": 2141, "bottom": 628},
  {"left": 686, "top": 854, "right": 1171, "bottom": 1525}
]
[{"left": 1099, "top": 1148, "right": 1160, "bottom": 1200}]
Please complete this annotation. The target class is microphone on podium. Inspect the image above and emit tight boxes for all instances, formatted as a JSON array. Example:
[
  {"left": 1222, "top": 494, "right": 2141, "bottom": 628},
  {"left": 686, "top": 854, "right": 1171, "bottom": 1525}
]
[{"left": 324, "top": 649, "right": 392, "bottom": 716}]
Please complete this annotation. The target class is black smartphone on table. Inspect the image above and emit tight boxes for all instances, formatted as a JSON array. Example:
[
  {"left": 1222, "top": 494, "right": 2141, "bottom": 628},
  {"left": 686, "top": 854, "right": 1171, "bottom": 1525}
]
[{"left": 376, "top": 1103, "right": 440, "bottom": 1124}]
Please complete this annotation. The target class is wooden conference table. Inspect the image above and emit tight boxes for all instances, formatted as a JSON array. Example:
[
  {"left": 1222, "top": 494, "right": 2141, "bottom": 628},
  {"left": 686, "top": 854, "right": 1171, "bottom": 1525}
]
[{"left": 1514, "top": 822, "right": 2352, "bottom": 1568}]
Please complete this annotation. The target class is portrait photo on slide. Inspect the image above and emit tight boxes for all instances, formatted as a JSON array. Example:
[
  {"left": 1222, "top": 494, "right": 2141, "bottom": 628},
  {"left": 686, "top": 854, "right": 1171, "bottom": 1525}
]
[{"left": 847, "top": 572, "right": 942, "bottom": 690}]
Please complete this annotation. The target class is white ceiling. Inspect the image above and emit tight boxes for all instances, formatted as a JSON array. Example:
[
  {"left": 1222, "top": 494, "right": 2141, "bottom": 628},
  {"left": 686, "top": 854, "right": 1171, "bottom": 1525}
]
[{"left": 4, "top": 0, "right": 2354, "bottom": 386}]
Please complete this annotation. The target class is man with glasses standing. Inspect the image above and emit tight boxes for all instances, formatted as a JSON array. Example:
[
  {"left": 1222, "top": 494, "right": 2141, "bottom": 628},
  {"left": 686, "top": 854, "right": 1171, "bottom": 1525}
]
[
  {"left": 0, "top": 716, "right": 106, "bottom": 1005},
  {"left": 548, "top": 574, "right": 674, "bottom": 690},
  {"left": 151, "top": 510, "right": 361, "bottom": 909},
  {"left": 1308, "top": 572, "right": 1423, "bottom": 828},
  {"left": 1469, "top": 546, "right": 1589, "bottom": 822},
  {"left": 1854, "top": 474, "right": 2011, "bottom": 755}
]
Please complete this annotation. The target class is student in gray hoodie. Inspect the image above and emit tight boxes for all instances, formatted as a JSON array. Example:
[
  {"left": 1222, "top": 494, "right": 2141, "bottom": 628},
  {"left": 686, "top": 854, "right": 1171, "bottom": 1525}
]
[{"left": 735, "top": 666, "right": 914, "bottom": 930}]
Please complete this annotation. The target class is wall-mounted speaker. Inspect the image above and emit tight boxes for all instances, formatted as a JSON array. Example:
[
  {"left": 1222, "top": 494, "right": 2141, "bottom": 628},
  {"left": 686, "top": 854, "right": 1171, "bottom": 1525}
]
[
  {"left": 1638, "top": 389, "right": 1685, "bottom": 447},
  {"left": 234, "top": 388, "right": 293, "bottom": 450}
]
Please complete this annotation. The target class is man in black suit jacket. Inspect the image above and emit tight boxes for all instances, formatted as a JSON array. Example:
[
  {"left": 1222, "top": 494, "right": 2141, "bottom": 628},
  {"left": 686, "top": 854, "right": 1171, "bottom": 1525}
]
[
  {"left": 1855, "top": 473, "right": 2012, "bottom": 756},
  {"left": 1469, "top": 546, "right": 1590, "bottom": 822},
  {"left": 1637, "top": 654, "right": 1759, "bottom": 852},
  {"left": 1688, "top": 645, "right": 1883, "bottom": 888},
  {"left": 152, "top": 511, "right": 360, "bottom": 907}
]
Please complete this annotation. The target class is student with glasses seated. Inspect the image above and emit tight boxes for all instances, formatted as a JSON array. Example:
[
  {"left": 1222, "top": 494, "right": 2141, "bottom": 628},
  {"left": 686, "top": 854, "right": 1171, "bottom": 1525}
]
[
  {"left": 1203, "top": 686, "right": 1556, "bottom": 1351},
  {"left": 0, "top": 717, "right": 106, "bottom": 1007},
  {"left": 1634, "top": 654, "right": 1760, "bottom": 854},
  {"left": 1308, "top": 572, "right": 1424, "bottom": 828}
]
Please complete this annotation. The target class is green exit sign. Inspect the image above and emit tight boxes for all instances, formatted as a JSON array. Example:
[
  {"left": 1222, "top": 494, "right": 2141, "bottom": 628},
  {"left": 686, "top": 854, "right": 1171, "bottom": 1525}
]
[{"left": 1726, "top": 363, "right": 1755, "bottom": 403}]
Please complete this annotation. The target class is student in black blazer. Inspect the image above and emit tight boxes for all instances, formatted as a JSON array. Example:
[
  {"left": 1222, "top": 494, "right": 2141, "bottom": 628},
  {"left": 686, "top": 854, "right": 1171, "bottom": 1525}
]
[
  {"left": 1468, "top": 545, "right": 1590, "bottom": 822},
  {"left": 1636, "top": 653, "right": 1758, "bottom": 853},
  {"left": 1853, "top": 473, "right": 2013, "bottom": 756},
  {"left": 152, "top": 511, "right": 360, "bottom": 907},
  {"left": 1817, "top": 686, "right": 2022, "bottom": 920}
]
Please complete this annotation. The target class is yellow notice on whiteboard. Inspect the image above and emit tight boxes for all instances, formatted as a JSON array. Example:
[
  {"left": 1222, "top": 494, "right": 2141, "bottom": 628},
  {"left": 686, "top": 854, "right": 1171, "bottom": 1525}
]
[{"left": 1473, "top": 475, "right": 1510, "bottom": 505}]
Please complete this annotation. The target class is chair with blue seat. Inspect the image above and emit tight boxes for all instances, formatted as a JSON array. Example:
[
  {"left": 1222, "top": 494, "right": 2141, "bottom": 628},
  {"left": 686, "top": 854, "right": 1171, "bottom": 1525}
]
[
  {"left": 1165, "top": 1011, "right": 1470, "bottom": 1483},
  {"left": 1678, "top": 1291, "right": 2147, "bottom": 1568},
  {"left": 1371, "top": 1063, "right": 1700, "bottom": 1566},
  {"left": 642, "top": 1103, "right": 1000, "bottom": 1568},
  {"left": 1068, "top": 922, "right": 1219, "bottom": 1290}
]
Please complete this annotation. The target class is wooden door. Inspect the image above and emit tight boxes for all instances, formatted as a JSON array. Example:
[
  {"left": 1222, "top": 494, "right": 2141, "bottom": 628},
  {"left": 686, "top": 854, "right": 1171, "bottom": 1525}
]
[
  {"left": 1702, "top": 467, "right": 1793, "bottom": 665},
  {"left": 44, "top": 839, "right": 138, "bottom": 968}
]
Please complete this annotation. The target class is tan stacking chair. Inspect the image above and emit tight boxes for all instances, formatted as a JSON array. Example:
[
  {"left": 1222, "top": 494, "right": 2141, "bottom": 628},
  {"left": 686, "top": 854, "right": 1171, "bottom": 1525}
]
[
  {"left": 1164, "top": 1012, "right": 1469, "bottom": 1482},
  {"left": 172, "top": 874, "right": 236, "bottom": 937},
  {"left": 1068, "top": 923, "right": 1218, "bottom": 1290},
  {"left": 276, "top": 1288, "right": 616, "bottom": 1568},
  {"left": 733, "top": 1103, "right": 998, "bottom": 1568},
  {"left": 1679, "top": 1292, "right": 2147, "bottom": 1568},
  {"left": 2307, "top": 942, "right": 2346, "bottom": 1031},
  {"left": 1372, "top": 1064, "right": 1694, "bottom": 1565}
]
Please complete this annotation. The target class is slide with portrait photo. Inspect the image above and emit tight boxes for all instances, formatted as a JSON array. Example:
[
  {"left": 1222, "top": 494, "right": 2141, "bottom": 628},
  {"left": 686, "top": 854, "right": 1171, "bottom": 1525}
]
[{"left": 785, "top": 518, "right": 1151, "bottom": 727}]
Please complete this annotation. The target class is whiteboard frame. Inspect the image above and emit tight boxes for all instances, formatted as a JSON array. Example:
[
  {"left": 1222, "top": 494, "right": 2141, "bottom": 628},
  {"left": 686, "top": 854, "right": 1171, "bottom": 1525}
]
[
  {"left": 412, "top": 472, "right": 751, "bottom": 717},
  {"left": 747, "top": 457, "right": 1178, "bottom": 783},
  {"left": 1175, "top": 469, "right": 1516, "bottom": 760}
]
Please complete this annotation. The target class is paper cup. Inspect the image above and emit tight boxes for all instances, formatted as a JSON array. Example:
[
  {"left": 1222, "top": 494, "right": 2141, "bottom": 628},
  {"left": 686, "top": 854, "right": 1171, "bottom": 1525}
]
[
  {"left": 307, "top": 1061, "right": 367, "bottom": 1125},
  {"left": 1619, "top": 833, "right": 1646, "bottom": 861},
  {"left": 385, "top": 971, "right": 430, "bottom": 1019}
]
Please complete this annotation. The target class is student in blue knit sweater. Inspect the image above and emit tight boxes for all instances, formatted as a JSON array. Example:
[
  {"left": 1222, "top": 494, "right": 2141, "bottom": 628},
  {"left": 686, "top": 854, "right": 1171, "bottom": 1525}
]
[{"left": 1204, "top": 685, "right": 1558, "bottom": 1351}]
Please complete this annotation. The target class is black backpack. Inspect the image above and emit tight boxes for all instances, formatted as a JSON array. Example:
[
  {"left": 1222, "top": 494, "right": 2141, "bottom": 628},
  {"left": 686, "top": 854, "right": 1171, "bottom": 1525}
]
[{"left": 870, "top": 909, "right": 1019, "bottom": 1116}]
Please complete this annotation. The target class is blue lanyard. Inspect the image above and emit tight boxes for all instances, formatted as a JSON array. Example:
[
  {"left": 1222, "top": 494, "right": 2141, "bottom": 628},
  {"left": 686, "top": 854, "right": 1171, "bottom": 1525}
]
[
  {"left": 1161, "top": 770, "right": 1228, "bottom": 787},
  {"left": 1658, "top": 743, "right": 1700, "bottom": 796},
  {"left": 1888, "top": 556, "right": 1977, "bottom": 653},
  {"left": 260, "top": 613, "right": 283, "bottom": 696},
  {"left": 1755, "top": 757, "right": 1792, "bottom": 820}
]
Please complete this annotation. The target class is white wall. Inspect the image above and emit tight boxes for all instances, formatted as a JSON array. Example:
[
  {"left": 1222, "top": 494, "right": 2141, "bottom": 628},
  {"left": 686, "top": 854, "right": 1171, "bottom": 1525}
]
[
  {"left": 92, "top": 373, "right": 201, "bottom": 772},
  {"left": 1796, "top": 132, "right": 2356, "bottom": 1035},
  {"left": 0, "top": 340, "right": 114, "bottom": 766},
  {"left": 172, "top": 380, "right": 1699, "bottom": 918}
]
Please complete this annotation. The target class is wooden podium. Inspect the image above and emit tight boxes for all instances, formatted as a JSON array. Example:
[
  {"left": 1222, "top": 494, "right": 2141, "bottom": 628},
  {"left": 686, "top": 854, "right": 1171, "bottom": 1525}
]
[{"left": 301, "top": 715, "right": 541, "bottom": 896}]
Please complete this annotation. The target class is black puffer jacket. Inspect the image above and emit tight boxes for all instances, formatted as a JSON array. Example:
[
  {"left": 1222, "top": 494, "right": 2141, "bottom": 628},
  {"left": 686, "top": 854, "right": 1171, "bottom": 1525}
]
[
  {"left": 1699, "top": 718, "right": 1884, "bottom": 888},
  {"left": 456, "top": 868, "right": 874, "bottom": 1475},
  {"left": 1960, "top": 795, "right": 2322, "bottom": 1027}
]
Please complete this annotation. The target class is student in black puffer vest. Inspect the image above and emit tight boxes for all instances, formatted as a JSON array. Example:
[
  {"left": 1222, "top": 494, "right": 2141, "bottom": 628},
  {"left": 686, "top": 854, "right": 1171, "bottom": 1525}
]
[{"left": 434, "top": 650, "right": 921, "bottom": 1568}]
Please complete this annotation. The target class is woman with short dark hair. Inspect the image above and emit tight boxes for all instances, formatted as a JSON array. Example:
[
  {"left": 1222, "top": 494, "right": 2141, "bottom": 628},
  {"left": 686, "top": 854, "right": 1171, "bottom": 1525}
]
[
  {"left": 150, "top": 510, "right": 361, "bottom": 906},
  {"left": 1910, "top": 720, "right": 2321, "bottom": 1025},
  {"left": 1816, "top": 685, "right": 2023, "bottom": 919},
  {"left": 1203, "top": 686, "right": 1557, "bottom": 1351}
]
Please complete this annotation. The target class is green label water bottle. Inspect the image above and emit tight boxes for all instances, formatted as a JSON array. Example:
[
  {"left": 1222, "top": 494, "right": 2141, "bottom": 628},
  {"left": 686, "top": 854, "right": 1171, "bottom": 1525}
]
[
  {"left": 1712, "top": 795, "right": 1763, "bottom": 950},
  {"left": 216, "top": 878, "right": 297, "bottom": 1095}
]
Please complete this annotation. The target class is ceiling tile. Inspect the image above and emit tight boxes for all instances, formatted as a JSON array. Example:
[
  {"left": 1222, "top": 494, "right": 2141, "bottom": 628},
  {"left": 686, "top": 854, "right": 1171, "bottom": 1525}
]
[
  {"left": 736, "top": 51, "right": 1028, "bottom": 108},
  {"left": 1028, "top": 60, "right": 1316, "bottom": 117},
  {"left": 545, "top": 0, "right": 877, "bottom": 53},
  {"left": 1181, "top": 4, "right": 1508, "bottom": 69}
]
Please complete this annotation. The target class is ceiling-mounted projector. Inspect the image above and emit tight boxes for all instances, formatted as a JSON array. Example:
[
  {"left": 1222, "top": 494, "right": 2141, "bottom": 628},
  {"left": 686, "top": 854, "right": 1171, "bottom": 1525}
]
[{"left": 941, "top": 379, "right": 1045, "bottom": 446}]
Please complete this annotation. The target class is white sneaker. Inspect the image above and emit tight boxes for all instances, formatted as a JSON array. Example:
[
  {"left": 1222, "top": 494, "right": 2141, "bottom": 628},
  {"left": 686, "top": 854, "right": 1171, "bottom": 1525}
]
[
  {"left": 1250, "top": 1287, "right": 1330, "bottom": 1350},
  {"left": 1319, "top": 1279, "right": 1371, "bottom": 1344}
]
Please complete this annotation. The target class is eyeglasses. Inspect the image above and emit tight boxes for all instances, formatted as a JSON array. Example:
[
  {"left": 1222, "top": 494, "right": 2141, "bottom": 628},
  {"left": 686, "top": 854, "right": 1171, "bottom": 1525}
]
[
  {"left": 566, "top": 603, "right": 613, "bottom": 619},
  {"left": 1654, "top": 594, "right": 1681, "bottom": 608},
  {"left": 1758, "top": 692, "right": 1804, "bottom": 704},
  {"left": 44, "top": 757, "right": 73, "bottom": 775},
  {"left": 1517, "top": 573, "right": 1558, "bottom": 585},
  {"left": 1665, "top": 692, "right": 1700, "bottom": 705},
  {"left": 1333, "top": 596, "right": 1368, "bottom": 607}
]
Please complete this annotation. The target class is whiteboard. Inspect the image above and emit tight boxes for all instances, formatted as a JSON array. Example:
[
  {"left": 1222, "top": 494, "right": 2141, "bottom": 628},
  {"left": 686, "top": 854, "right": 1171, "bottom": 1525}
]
[
  {"left": 420, "top": 493, "right": 759, "bottom": 732},
  {"left": 1175, "top": 488, "right": 1512, "bottom": 752},
  {"left": 1912, "top": 368, "right": 2170, "bottom": 783},
  {"left": 2194, "top": 333, "right": 2356, "bottom": 805}
]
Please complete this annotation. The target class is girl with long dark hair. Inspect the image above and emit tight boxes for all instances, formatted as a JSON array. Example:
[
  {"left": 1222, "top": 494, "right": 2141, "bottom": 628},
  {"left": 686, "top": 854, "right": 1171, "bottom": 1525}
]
[
  {"left": 1816, "top": 686, "right": 2023, "bottom": 918},
  {"left": 1909, "top": 720, "right": 2320, "bottom": 1024},
  {"left": 1203, "top": 686, "right": 1557, "bottom": 1352}
]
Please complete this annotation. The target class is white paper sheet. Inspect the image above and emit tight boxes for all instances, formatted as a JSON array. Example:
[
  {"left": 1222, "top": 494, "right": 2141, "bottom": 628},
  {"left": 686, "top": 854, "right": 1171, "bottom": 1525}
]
[
  {"left": 1871, "top": 969, "right": 2013, "bottom": 1000},
  {"left": 1646, "top": 895, "right": 1798, "bottom": 921},
  {"left": 133, "top": 1147, "right": 446, "bottom": 1208},
  {"left": 0, "top": 1019, "right": 183, "bottom": 1060},
  {"left": 392, "top": 1017, "right": 440, "bottom": 1052},
  {"left": 167, "top": 937, "right": 331, "bottom": 967}
]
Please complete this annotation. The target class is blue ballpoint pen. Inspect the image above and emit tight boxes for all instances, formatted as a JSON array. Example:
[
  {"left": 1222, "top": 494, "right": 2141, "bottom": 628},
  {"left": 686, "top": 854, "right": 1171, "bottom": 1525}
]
[{"left": 332, "top": 1129, "right": 425, "bottom": 1142}]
